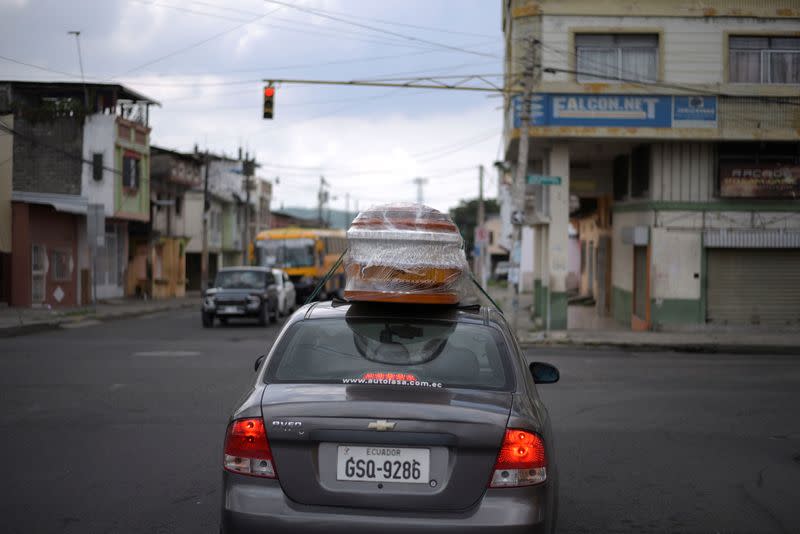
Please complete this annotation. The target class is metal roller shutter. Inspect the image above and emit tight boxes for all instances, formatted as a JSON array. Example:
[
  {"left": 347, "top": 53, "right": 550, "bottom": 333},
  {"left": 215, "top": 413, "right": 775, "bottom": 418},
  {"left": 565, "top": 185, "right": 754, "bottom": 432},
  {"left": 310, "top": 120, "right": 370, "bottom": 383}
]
[{"left": 707, "top": 249, "right": 800, "bottom": 326}]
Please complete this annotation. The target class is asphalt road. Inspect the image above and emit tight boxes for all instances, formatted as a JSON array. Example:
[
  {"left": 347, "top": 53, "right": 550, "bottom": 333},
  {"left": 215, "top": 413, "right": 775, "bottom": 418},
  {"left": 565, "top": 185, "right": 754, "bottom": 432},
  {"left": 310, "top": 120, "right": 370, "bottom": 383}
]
[{"left": 1, "top": 309, "right": 798, "bottom": 533}]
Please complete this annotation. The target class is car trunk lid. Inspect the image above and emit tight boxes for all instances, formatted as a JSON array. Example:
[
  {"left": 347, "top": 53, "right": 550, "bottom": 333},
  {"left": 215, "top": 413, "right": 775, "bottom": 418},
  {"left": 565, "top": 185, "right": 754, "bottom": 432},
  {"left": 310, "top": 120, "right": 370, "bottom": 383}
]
[{"left": 262, "top": 383, "right": 511, "bottom": 511}]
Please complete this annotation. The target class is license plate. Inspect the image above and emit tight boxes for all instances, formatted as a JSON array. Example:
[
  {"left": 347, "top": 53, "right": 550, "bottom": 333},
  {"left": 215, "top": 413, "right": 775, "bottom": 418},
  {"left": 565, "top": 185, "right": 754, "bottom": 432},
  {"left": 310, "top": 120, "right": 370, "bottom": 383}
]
[
  {"left": 336, "top": 445, "right": 430, "bottom": 484},
  {"left": 221, "top": 306, "right": 240, "bottom": 314}
]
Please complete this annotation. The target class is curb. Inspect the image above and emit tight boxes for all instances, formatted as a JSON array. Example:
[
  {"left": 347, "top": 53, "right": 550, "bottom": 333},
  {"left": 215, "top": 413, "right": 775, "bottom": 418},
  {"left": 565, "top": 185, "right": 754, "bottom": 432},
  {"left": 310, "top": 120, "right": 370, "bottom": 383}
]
[
  {"left": 519, "top": 338, "right": 800, "bottom": 355},
  {"left": 0, "top": 300, "right": 199, "bottom": 338}
]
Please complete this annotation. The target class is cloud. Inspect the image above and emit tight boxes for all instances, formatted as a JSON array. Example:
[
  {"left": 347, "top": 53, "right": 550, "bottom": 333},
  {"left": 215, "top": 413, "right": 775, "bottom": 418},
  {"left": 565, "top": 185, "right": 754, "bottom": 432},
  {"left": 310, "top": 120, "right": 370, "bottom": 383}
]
[{"left": 1, "top": 0, "right": 503, "bottom": 213}]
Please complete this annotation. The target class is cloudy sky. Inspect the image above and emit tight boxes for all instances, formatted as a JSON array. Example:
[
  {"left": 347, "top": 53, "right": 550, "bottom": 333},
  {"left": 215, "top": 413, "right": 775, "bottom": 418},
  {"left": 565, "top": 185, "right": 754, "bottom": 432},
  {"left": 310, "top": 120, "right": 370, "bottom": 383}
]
[{"left": 0, "top": 0, "right": 504, "bottom": 213}]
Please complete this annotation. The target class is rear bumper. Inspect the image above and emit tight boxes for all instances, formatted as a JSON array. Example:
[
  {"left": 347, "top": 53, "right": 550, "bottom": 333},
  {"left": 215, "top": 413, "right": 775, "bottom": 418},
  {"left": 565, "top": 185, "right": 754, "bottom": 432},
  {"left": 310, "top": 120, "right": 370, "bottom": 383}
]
[{"left": 221, "top": 472, "right": 551, "bottom": 534}]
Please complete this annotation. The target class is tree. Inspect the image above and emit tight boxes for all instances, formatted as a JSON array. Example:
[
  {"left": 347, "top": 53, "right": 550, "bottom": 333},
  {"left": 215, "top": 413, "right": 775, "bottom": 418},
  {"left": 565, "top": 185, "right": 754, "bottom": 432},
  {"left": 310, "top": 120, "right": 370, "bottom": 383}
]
[{"left": 449, "top": 198, "right": 500, "bottom": 259}]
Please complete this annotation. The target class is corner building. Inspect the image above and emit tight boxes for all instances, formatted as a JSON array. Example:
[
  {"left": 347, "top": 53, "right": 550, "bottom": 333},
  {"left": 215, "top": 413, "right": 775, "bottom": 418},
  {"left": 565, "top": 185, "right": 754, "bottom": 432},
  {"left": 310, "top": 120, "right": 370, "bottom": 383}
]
[{"left": 501, "top": 0, "right": 800, "bottom": 330}]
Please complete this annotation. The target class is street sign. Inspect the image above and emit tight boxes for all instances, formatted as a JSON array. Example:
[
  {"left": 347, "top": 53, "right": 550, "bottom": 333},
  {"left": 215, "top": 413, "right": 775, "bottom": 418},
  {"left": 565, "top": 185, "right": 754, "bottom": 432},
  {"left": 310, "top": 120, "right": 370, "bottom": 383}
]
[
  {"left": 511, "top": 210, "right": 525, "bottom": 225},
  {"left": 475, "top": 226, "right": 489, "bottom": 243},
  {"left": 526, "top": 174, "right": 562, "bottom": 186}
]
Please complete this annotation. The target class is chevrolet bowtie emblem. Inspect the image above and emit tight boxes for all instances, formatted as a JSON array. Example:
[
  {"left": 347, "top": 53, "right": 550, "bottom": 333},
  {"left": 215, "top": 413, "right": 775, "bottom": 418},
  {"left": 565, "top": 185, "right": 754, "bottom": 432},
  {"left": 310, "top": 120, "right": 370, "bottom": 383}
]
[{"left": 368, "top": 420, "right": 396, "bottom": 431}]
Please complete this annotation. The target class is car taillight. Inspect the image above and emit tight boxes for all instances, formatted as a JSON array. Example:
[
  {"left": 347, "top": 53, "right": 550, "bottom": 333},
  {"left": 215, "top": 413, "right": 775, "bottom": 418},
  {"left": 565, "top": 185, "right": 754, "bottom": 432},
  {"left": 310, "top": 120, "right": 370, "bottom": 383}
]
[
  {"left": 223, "top": 418, "right": 277, "bottom": 478},
  {"left": 489, "top": 429, "right": 546, "bottom": 488}
]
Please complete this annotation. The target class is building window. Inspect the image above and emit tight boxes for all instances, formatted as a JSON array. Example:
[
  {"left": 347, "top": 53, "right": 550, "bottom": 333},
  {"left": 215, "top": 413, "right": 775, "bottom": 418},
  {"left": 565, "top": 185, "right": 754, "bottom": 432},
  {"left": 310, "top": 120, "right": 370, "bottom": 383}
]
[
  {"left": 123, "top": 154, "right": 141, "bottom": 190},
  {"left": 31, "top": 244, "right": 46, "bottom": 303},
  {"left": 576, "top": 34, "right": 658, "bottom": 82},
  {"left": 730, "top": 36, "right": 800, "bottom": 84},
  {"left": 175, "top": 195, "right": 183, "bottom": 216},
  {"left": 93, "top": 153, "right": 104, "bottom": 182},
  {"left": 51, "top": 249, "right": 71, "bottom": 282}
]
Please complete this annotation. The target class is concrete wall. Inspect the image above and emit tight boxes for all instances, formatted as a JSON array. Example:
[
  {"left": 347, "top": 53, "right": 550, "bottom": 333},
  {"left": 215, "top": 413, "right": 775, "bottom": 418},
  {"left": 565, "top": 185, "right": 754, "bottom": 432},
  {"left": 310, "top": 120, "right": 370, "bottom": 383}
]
[
  {"left": 13, "top": 117, "right": 83, "bottom": 195},
  {"left": 540, "top": 15, "right": 800, "bottom": 85},
  {"left": 0, "top": 114, "right": 11, "bottom": 255},
  {"left": 611, "top": 210, "right": 654, "bottom": 324},
  {"left": 81, "top": 114, "right": 116, "bottom": 216},
  {"left": 11, "top": 203, "right": 79, "bottom": 307},
  {"left": 650, "top": 227, "right": 703, "bottom": 326},
  {"left": 184, "top": 190, "right": 222, "bottom": 254},
  {"left": 184, "top": 190, "right": 204, "bottom": 254}
]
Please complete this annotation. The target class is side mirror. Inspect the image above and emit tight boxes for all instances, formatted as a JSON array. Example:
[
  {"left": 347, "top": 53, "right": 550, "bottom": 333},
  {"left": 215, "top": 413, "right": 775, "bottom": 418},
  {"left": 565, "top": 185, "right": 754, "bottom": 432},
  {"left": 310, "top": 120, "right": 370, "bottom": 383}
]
[
  {"left": 254, "top": 354, "right": 266, "bottom": 372},
  {"left": 530, "top": 362, "right": 559, "bottom": 384}
]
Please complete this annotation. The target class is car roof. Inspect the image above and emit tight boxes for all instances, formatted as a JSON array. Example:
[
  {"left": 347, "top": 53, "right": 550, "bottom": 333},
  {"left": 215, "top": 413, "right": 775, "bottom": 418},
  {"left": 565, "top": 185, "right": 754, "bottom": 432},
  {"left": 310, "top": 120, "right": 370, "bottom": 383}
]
[
  {"left": 298, "top": 300, "right": 506, "bottom": 327},
  {"left": 218, "top": 266, "right": 273, "bottom": 273}
]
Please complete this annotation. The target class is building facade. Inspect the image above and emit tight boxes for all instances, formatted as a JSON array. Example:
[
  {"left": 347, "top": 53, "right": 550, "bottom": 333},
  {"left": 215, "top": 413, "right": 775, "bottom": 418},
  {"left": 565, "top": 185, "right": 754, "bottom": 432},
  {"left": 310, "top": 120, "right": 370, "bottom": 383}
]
[
  {"left": 501, "top": 0, "right": 800, "bottom": 330},
  {"left": 147, "top": 146, "right": 204, "bottom": 298},
  {"left": 0, "top": 81, "right": 155, "bottom": 307}
]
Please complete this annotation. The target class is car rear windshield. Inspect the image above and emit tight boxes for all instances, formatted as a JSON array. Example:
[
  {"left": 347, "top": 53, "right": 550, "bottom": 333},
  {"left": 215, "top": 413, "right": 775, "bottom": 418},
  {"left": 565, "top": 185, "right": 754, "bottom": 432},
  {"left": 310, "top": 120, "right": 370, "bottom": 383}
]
[
  {"left": 265, "top": 318, "right": 514, "bottom": 391},
  {"left": 215, "top": 270, "right": 274, "bottom": 289}
]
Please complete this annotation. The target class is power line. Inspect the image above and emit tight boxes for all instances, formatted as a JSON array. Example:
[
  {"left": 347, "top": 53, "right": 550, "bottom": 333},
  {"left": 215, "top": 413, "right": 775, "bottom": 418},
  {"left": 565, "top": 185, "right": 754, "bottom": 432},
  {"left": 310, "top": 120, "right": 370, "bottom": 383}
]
[
  {"left": 262, "top": 0, "right": 501, "bottom": 60},
  {"left": 416, "top": 130, "right": 501, "bottom": 163},
  {"left": 106, "top": 3, "right": 286, "bottom": 81},
  {"left": 198, "top": 0, "right": 494, "bottom": 39},
  {"left": 0, "top": 54, "right": 80, "bottom": 79},
  {"left": 411, "top": 129, "right": 503, "bottom": 158},
  {"left": 192, "top": 0, "right": 495, "bottom": 46},
  {"left": 173, "top": 44, "right": 500, "bottom": 78},
  {"left": 125, "top": 0, "right": 455, "bottom": 53}
]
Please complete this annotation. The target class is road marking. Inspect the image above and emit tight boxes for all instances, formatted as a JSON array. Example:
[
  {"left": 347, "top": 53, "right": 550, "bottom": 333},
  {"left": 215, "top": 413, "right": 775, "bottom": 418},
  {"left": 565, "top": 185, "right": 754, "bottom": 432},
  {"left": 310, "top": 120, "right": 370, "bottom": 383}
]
[{"left": 132, "top": 350, "right": 200, "bottom": 357}]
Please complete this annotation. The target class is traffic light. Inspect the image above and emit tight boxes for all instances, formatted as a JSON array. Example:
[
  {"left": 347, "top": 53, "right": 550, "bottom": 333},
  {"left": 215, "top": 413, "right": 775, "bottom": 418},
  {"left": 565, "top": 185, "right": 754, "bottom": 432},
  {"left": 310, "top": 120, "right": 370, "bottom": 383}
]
[{"left": 263, "top": 85, "right": 274, "bottom": 119}]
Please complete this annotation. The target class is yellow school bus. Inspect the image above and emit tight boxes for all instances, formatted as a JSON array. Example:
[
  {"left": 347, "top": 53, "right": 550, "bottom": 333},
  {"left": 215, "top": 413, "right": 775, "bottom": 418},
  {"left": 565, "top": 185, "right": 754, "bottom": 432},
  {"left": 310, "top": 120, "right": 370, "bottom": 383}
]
[{"left": 253, "top": 228, "right": 347, "bottom": 303}]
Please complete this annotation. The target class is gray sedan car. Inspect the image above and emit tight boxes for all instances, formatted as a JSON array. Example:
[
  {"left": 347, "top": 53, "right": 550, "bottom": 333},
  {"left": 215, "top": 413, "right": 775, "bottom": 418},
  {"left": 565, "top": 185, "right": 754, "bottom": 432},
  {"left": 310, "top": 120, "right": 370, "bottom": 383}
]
[{"left": 221, "top": 301, "right": 559, "bottom": 533}]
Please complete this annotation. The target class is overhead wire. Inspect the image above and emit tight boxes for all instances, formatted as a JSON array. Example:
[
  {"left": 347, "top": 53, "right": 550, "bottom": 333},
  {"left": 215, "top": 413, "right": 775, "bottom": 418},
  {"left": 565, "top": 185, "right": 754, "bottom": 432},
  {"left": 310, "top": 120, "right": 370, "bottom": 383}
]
[
  {"left": 106, "top": 3, "right": 287, "bottom": 81},
  {"left": 262, "top": 0, "right": 501, "bottom": 59},
  {"left": 125, "top": 0, "right": 474, "bottom": 54}
]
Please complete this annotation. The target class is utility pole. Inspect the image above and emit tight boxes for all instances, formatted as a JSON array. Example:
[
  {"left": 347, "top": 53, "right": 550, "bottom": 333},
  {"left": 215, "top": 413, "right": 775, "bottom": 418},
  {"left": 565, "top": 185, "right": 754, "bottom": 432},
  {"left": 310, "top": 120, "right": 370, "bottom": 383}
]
[
  {"left": 68, "top": 31, "right": 89, "bottom": 110},
  {"left": 317, "top": 176, "right": 328, "bottom": 227},
  {"left": 201, "top": 150, "right": 210, "bottom": 291},
  {"left": 242, "top": 151, "right": 252, "bottom": 264},
  {"left": 477, "top": 164, "right": 485, "bottom": 285},
  {"left": 508, "top": 38, "right": 536, "bottom": 334},
  {"left": 413, "top": 177, "right": 428, "bottom": 205}
]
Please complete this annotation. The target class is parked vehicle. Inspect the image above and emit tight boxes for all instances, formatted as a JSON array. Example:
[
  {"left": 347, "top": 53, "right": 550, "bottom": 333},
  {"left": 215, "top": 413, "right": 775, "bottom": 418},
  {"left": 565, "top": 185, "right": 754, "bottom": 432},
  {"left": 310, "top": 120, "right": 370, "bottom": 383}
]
[
  {"left": 220, "top": 301, "right": 560, "bottom": 533},
  {"left": 271, "top": 268, "right": 296, "bottom": 317},
  {"left": 202, "top": 267, "right": 279, "bottom": 327}
]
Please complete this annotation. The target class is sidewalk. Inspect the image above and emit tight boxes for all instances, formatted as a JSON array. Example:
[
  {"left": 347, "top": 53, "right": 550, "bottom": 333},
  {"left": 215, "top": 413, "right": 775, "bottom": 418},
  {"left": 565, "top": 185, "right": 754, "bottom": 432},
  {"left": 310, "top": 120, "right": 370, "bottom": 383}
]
[
  {"left": 0, "top": 292, "right": 201, "bottom": 337},
  {"left": 485, "top": 283, "right": 800, "bottom": 353}
]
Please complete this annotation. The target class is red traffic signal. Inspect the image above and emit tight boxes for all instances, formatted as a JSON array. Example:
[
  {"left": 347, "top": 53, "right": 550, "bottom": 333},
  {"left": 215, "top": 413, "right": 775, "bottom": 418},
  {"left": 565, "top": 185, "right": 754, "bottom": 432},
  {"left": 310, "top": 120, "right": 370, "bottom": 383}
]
[{"left": 263, "top": 85, "right": 274, "bottom": 119}]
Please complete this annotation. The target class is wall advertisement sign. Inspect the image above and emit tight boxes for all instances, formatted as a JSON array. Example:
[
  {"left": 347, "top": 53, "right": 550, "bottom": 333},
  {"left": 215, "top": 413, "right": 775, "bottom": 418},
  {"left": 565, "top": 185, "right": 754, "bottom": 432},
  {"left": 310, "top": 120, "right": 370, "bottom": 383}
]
[
  {"left": 513, "top": 94, "right": 717, "bottom": 129},
  {"left": 719, "top": 162, "right": 800, "bottom": 199},
  {"left": 673, "top": 96, "right": 717, "bottom": 128}
]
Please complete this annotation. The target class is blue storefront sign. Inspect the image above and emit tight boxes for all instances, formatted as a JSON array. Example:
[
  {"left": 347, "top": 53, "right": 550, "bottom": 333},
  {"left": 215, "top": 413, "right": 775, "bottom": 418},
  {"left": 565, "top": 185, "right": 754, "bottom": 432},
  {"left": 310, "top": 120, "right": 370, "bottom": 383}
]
[
  {"left": 672, "top": 96, "right": 717, "bottom": 127},
  {"left": 513, "top": 94, "right": 717, "bottom": 129}
]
